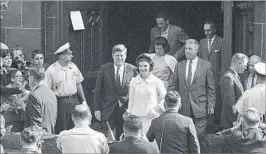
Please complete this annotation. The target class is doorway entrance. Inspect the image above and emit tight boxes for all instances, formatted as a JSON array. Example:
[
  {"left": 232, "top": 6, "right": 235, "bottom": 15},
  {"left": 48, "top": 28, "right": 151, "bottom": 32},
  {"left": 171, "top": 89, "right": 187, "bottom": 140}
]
[{"left": 107, "top": 1, "right": 223, "bottom": 64}]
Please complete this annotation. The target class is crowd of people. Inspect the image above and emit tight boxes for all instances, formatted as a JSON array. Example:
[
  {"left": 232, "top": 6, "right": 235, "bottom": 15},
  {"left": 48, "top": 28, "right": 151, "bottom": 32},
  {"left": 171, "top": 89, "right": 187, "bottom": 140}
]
[{"left": 0, "top": 11, "right": 265, "bottom": 153}]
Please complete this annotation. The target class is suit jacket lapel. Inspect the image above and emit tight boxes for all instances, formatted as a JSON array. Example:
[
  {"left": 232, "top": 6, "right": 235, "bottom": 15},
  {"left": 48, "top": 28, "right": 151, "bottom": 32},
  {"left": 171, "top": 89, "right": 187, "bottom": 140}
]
[
  {"left": 167, "top": 25, "right": 173, "bottom": 44},
  {"left": 122, "top": 63, "right": 129, "bottom": 88},
  {"left": 110, "top": 63, "right": 116, "bottom": 86},
  {"left": 181, "top": 60, "right": 189, "bottom": 88},
  {"left": 208, "top": 36, "right": 219, "bottom": 58},
  {"left": 191, "top": 59, "right": 202, "bottom": 85}
]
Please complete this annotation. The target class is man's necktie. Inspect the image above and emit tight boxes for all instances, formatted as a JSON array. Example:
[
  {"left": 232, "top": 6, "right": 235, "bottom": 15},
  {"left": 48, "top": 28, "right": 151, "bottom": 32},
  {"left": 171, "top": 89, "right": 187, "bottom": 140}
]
[
  {"left": 116, "top": 67, "right": 121, "bottom": 91},
  {"left": 187, "top": 60, "right": 193, "bottom": 86},
  {"left": 208, "top": 39, "right": 212, "bottom": 52}
]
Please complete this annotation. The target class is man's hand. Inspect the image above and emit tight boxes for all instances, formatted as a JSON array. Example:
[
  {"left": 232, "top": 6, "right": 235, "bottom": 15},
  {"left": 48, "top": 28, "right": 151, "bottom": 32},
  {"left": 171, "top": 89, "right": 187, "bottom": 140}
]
[
  {"left": 208, "top": 107, "right": 214, "bottom": 115},
  {"left": 94, "top": 111, "right": 101, "bottom": 121},
  {"left": 81, "top": 100, "right": 87, "bottom": 106}
]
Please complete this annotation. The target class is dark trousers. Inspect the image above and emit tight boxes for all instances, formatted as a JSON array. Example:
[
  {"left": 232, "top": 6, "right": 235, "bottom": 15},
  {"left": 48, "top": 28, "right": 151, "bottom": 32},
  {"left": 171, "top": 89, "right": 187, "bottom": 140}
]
[
  {"left": 55, "top": 97, "right": 79, "bottom": 134},
  {"left": 190, "top": 109, "right": 208, "bottom": 153},
  {"left": 105, "top": 105, "right": 124, "bottom": 141}
]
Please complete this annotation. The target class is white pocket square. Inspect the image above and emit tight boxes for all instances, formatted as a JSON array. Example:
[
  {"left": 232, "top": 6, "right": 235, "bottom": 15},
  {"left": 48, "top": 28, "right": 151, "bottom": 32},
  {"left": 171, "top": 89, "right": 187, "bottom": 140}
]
[{"left": 214, "top": 50, "right": 219, "bottom": 52}]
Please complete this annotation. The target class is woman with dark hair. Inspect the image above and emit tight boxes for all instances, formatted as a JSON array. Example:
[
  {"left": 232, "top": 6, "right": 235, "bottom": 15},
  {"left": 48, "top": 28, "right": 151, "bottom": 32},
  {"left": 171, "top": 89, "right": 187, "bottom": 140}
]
[
  {"left": 0, "top": 69, "right": 29, "bottom": 132},
  {"left": 148, "top": 37, "right": 177, "bottom": 88},
  {"left": 126, "top": 53, "right": 166, "bottom": 135}
]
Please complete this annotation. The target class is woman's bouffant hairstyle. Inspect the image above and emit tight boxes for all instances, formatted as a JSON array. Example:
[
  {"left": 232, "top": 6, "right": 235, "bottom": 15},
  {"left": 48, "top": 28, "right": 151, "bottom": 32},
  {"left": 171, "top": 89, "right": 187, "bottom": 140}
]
[
  {"left": 20, "top": 125, "right": 43, "bottom": 144},
  {"left": 153, "top": 36, "right": 170, "bottom": 54},
  {"left": 8, "top": 69, "right": 21, "bottom": 80},
  {"left": 135, "top": 53, "right": 154, "bottom": 72}
]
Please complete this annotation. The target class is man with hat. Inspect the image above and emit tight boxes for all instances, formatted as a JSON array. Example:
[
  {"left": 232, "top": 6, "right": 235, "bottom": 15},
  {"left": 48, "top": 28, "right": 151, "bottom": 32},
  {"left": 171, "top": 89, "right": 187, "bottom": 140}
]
[
  {"left": 234, "top": 62, "right": 266, "bottom": 122},
  {"left": 209, "top": 107, "right": 266, "bottom": 153},
  {"left": 45, "top": 42, "right": 87, "bottom": 134},
  {"left": 240, "top": 55, "right": 262, "bottom": 90}
]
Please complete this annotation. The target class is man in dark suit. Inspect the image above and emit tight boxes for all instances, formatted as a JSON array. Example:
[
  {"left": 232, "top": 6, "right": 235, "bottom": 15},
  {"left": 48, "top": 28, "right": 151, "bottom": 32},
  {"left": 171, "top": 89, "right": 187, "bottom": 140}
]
[
  {"left": 240, "top": 55, "right": 261, "bottom": 91},
  {"left": 93, "top": 44, "right": 137, "bottom": 141},
  {"left": 209, "top": 107, "right": 266, "bottom": 153},
  {"left": 109, "top": 115, "right": 159, "bottom": 153},
  {"left": 168, "top": 39, "right": 216, "bottom": 153},
  {"left": 199, "top": 21, "right": 224, "bottom": 124},
  {"left": 220, "top": 53, "right": 249, "bottom": 129},
  {"left": 147, "top": 91, "right": 200, "bottom": 153},
  {"left": 148, "top": 11, "right": 184, "bottom": 58}
]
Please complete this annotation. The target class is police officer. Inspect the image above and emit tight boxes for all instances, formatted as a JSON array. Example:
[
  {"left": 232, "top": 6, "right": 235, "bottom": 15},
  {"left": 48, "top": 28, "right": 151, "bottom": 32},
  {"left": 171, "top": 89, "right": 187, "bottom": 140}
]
[{"left": 45, "top": 42, "right": 87, "bottom": 134}]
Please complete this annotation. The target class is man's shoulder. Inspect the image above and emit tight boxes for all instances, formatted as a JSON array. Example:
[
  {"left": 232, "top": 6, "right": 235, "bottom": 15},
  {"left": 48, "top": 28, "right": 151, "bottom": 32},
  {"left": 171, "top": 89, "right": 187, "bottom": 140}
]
[
  {"left": 100, "top": 62, "right": 113, "bottom": 69},
  {"left": 169, "top": 24, "right": 183, "bottom": 32},
  {"left": 199, "top": 58, "right": 212, "bottom": 67},
  {"left": 125, "top": 63, "right": 137, "bottom": 69}
]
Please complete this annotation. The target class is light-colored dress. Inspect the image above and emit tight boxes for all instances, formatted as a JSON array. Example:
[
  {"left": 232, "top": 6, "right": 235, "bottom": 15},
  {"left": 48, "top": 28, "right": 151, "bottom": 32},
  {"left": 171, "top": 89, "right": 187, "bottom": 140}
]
[
  {"left": 128, "top": 74, "right": 166, "bottom": 134},
  {"left": 148, "top": 54, "right": 177, "bottom": 88}
]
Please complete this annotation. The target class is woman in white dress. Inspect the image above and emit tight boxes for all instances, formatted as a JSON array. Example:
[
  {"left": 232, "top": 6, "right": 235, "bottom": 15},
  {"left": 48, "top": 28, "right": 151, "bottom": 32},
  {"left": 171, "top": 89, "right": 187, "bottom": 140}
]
[{"left": 127, "top": 53, "right": 166, "bottom": 135}]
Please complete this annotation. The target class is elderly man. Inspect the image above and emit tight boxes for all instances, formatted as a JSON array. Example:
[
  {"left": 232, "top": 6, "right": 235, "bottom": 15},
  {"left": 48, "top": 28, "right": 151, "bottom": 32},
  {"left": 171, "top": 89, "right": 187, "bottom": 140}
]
[
  {"left": 234, "top": 62, "right": 266, "bottom": 122},
  {"left": 168, "top": 39, "right": 216, "bottom": 153},
  {"left": 199, "top": 20, "right": 225, "bottom": 125},
  {"left": 148, "top": 11, "right": 184, "bottom": 58},
  {"left": 209, "top": 107, "right": 266, "bottom": 153},
  {"left": 240, "top": 55, "right": 261, "bottom": 90},
  {"left": 147, "top": 91, "right": 200, "bottom": 153},
  {"left": 56, "top": 104, "right": 109, "bottom": 154},
  {"left": 24, "top": 67, "right": 57, "bottom": 134},
  {"left": 220, "top": 53, "right": 249, "bottom": 130},
  {"left": 110, "top": 115, "right": 159, "bottom": 153},
  {"left": 45, "top": 42, "right": 87, "bottom": 134},
  {"left": 93, "top": 44, "right": 137, "bottom": 141}
]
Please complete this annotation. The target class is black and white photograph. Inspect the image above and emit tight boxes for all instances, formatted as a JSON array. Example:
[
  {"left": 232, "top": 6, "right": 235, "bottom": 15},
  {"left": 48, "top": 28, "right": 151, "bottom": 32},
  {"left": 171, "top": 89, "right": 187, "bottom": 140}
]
[{"left": 0, "top": 1, "right": 265, "bottom": 153}]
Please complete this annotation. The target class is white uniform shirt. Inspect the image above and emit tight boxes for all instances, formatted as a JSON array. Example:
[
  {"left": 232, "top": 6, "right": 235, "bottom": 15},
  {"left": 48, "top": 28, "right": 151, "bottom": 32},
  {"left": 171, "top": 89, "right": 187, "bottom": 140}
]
[
  {"left": 234, "top": 84, "right": 265, "bottom": 116},
  {"left": 45, "top": 61, "right": 84, "bottom": 97},
  {"left": 128, "top": 74, "right": 166, "bottom": 117},
  {"left": 56, "top": 126, "right": 109, "bottom": 154},
  {"left": 185, "top": 56, "right": 199, "bottom": 84}
]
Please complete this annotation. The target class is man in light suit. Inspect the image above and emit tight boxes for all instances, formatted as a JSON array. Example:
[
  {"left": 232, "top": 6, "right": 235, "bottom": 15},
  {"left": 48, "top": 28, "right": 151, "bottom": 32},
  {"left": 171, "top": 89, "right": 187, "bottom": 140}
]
[
  {"left": 147, "top": 91, "right": 200, "bottom": 154},
  {"left": 148, "top": 11, "right": 184, "bottom": 58},
  {"left": 168, "top": 39, "right": 216, "bottom": 153},
  {"left": 199, "top": 21, "right": 224, "bottom": 124},
  {"left": 220, "top": 53, "right": 249, "bottom": 130},
  {"left": 93, "top": 44, "right": 137, "bottom": 141}
]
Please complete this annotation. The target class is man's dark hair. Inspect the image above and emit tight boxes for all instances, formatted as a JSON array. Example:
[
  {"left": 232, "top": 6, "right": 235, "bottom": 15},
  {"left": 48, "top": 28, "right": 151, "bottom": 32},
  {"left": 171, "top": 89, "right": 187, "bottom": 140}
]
[
  {"left": 28, "top": 67, "right": 45, "bottom": 82},
  {"left": 31, "top": 49, "right": 44, "bottom": 59},
  {"left": 155, "top": 11, "right": 169, "bottom": 21},
  {"left": 204, "top": 20, "right": 216, "bottom": 29},
  {"left": 124, "top": 115, "right": 142, "bottom": 132},
  {"left": 165, "top": 91, "right": 181, "bottom": 108}
]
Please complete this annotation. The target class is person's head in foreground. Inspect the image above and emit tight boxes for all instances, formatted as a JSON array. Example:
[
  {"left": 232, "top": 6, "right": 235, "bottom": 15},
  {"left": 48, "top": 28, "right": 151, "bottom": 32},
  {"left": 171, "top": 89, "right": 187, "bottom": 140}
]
[
  {"left": 20, "top": 125, "right": 43, "bottom": 153},
  {"left": 241, "top": 107, "right": 261, "bottom": 130},
  {"left": 123, "top": 115, "right": 143, "bottom": 138},
  {"left": 254, "top": 62, "right": 266, "bottom": 84},
  {"left": 164, "top": 91, "right": 182, "bottom": 110},
  {"left": 72, "top": 104, "right": 92, "bottom": 126}
]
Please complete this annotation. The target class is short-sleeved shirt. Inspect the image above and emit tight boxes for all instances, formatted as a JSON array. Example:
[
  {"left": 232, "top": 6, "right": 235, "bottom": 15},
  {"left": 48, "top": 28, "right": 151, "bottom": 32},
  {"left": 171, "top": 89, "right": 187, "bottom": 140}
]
[
  {"left": 45, "top": 61, "right": 84, "bottom": 97},
  {"left": 235, "top": 84, "right": 265, "bottom": 116},
  {"left": 56, "top": 126, "right": 109, "bottom": 154}
]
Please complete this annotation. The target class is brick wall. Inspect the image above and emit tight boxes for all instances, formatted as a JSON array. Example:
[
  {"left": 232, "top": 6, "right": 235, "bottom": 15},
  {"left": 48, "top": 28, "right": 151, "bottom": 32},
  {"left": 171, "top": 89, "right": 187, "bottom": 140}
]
[{"left": 0, "top": 1, "right": 42, "bottom": 61}]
